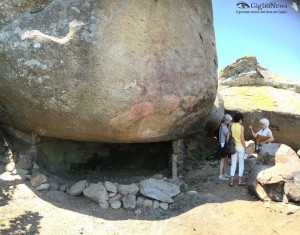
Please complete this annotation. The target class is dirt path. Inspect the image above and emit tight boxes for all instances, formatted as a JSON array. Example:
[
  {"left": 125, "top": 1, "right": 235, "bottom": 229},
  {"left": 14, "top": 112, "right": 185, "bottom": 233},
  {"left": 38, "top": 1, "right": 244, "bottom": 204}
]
[{"left": 0, "top": 161, "right": 299, "bottom": 235}]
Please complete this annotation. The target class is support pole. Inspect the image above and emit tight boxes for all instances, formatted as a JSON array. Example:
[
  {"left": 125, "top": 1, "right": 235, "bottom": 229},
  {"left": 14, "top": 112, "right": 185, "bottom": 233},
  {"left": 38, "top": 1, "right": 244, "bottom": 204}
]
[{"left": 172, "top": 154, "right": 177, "bottom": 180}]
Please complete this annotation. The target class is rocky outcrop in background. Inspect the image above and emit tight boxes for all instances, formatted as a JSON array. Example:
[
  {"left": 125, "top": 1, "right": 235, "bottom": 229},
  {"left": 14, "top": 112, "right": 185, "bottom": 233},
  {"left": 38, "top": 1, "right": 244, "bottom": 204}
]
[
  {"left": 0, "top": 0, "right": 217, "bottom": 143},
  {"left": 219, "top": 55, "right": 300, "bottom": 93},
  {"left": 219, "top": 56, "right": 300, "bottom": 150}
]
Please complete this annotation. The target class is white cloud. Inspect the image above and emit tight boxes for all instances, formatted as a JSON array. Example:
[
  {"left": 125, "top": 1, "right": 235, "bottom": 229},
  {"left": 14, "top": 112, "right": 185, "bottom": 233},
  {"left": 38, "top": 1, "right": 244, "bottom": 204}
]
[{"left": 292, "top": 2, "right": 299, "bottom": 11}]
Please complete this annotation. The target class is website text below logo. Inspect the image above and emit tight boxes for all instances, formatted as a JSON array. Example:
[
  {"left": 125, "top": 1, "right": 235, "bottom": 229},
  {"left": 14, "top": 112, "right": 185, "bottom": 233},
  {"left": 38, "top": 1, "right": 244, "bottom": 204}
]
[{"left": 236, "top": 1, "right": 289, "bottom": 14}]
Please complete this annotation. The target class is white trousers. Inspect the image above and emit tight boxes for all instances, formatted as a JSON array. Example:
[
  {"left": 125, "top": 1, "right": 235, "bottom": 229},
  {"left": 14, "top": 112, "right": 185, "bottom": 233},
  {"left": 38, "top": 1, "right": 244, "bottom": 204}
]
[{"left": 230, "top": 146, "right": 245, "bottom": 177}]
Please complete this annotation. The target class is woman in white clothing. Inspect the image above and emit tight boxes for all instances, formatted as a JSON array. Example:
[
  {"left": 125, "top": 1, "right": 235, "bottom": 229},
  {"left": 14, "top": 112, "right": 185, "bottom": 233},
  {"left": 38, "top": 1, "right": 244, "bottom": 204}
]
[{"left": 249, "top": 118, "right": 274, "bottom": 152}]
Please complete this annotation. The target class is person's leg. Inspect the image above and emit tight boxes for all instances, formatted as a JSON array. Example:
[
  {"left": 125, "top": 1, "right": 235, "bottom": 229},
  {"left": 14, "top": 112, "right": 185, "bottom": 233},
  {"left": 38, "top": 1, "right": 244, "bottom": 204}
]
[
  {"left": 230, "top": 154, "right": 237, "bottom": 176},
  {"left": 219, "top": 157, "right": 229, "bottom": 180},
  {"left": 237, "top": 146, "right": 246, "bottom": 184},
  {"left": 222, "top": 156, "right": 229, "bottom": 176},
  {"left": 219, "top": 158, "right": 224, "bottom": 176},
  {"left": 230, "top": 153, "right": 237, "bottom": 186}
]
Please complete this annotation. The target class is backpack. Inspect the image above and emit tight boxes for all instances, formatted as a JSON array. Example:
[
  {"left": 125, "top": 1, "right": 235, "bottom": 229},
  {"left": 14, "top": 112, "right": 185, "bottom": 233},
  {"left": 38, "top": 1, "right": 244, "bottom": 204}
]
[{"left": 214, "top": 124, "right": 222, "bottom": 142}]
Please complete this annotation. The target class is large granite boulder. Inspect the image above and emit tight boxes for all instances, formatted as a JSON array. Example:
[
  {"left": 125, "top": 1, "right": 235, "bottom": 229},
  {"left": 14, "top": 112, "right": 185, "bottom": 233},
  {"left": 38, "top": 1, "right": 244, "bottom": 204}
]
[
  {"left": 219, "top": 56, "right": 300, "bottom": 93},
  {"left": 248, "top": 143, "right": 300, "bottom": 202},
  {"left": 220, "top": 86, "right": 300, "bottom": 150},
  {"left": 0, "top": 0, "right": 217, "bottom": 143},
  {"left": 204, "top": 93, "right": 225, "bottom": 136},
  {"left": 0, "top": 0, "right": 51, "bottom": 27}
]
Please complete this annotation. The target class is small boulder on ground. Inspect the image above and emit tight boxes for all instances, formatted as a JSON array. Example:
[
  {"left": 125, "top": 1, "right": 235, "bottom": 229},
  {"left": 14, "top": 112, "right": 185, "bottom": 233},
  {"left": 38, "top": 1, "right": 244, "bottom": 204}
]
[
  {"left": 122, "top": 194, "right": 136, "bottom": 210},
  {"left": 136, "top": 196, "right": 145, "bottom": 207},
  {"left": 143, "top": 199, "right": 153, "bottom": 207},
  {"left": 104, "top": 181, "right": 118, "bottom": 193},
  {"left": 109, "top": 194, "right": 122, "bottom": 204},
  {"left": 117, "top": 183, "right": 139, "bottom": 196},
  {"left": 30, "top": 173, "right": 47, "bottom": 187},
  {"left": 83, "top": 183, "right": 108, "bottom": 203},
  {"left": 110, "top": 200, "right": 122, "bottom": 210},
  {"left": 139, "top": 178, "right": 180, "bottom": 203},
  {"left": 68, "top": 180, "right": 88, "bottom": 196},
  {"left": 159, "top": 203, "right": 169, "bottom": 210}
]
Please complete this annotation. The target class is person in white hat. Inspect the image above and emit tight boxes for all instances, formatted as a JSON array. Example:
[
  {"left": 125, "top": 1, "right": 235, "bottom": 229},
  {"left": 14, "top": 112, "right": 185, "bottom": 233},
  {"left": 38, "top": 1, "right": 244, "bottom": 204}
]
[{"left": 249, "top": 118, "right": 274, "bottom": 152}]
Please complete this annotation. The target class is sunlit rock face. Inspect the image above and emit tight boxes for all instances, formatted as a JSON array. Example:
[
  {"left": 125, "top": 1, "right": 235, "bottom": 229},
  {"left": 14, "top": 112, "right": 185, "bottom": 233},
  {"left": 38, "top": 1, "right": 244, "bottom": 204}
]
[
  {"left": 0, "top": 0, "right": 217, "bottom": 142},
  {"left": 219, "top": 56, "right": 300, "bottom": 151}
]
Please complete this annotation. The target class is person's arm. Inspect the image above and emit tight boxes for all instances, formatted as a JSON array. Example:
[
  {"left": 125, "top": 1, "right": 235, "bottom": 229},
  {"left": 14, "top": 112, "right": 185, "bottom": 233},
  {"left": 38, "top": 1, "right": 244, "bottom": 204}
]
[
  {"left": 261, "top": 130, "right": 274, "bottom": 144},
  {"left": 220, "top": 125, "right": 226, "bottom": 147},
  {"left": 240, "top": 126, "right": 248, "bottom": 153},
  {"left": 249, "top": 125, "right": 258, "bottom": 138},
  {"left": 226, "top": 124, "right": 232, "bottom": 143}
]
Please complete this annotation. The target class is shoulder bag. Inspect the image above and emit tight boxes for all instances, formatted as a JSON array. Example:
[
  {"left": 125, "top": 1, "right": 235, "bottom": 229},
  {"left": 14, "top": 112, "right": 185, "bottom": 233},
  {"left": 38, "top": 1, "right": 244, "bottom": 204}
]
[{"left": 227, "top": 125, "right": 236, "bottom": 155}]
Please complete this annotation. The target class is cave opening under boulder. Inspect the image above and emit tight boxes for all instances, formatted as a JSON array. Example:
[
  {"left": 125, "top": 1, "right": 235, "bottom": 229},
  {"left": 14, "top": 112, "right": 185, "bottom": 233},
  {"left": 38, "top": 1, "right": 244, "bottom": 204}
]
[{"left": 35, "top": 139, "right": 173, "bottom": 179}]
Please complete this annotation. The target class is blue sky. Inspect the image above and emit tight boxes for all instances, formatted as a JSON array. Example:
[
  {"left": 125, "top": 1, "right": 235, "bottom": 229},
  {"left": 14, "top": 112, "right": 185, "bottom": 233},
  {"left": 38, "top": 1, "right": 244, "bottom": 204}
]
[{"left": 212, "top": 0, "right": 300, "bottom": 82}]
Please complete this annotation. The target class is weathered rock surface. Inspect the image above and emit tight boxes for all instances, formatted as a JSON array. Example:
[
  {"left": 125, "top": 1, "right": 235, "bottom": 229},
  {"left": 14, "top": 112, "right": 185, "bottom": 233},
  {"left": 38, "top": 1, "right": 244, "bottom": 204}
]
[
  {"left": 220, "top": 86, "right": 300, "bottom": 150},
  {"left": 117, "top": 183, "right": 139, "bottom": 196},
  {"left": 99, "top": 200, "right": 109, "bottom": 210},
  {"left": 219, "top": 56, "right": 300, "bottom": 93},
  {"left": 0, "top": 0, "right": 51, "bottom": 27},
  {"left": 159, "top": 202, "right": 169, "bottom": 210},
  {"left": 0, "top": 0, "right": 217, "bottom": 143},
  {"left": 104, "top": 181, "right": 117, "bottom": 193},
  {"left": 204, "top": 93, "right": 225, "bottom": 136},
  {"left": 247, "top": 164, "right": 270, "bottom": 201},
  {"left": 244, "top": 157, "right": 257, "bottom": 173},
  {"left": 36, "top": 183, "right": 50, "bottom": 191},
  {"left": 30, "top": 173, "right": 47, "bottom": 187},
  {"left": 110, "top": 200, "right": 122, "bottom": 210},
  {"left": 122, "top": 194, "right": 136, "bottom": 210},
  {"left": 108, "top": 194, "right": 122, "bottom": 204},
  {"left": 243, "top": 140, "right": 256, "bottom": 173},
  {"left": 0, "top": 124, "right": 39, "bottom": 147},
  {"left": 15, "top": 168, "right": 31, "bottom": 176},
  {"left": 139, "top": 178, "right": 180, "bottom": 203},
  {"left": 97, "top": 184, "right": 109, "bottom": 202},
  {"left": 143, "top": 199, "right": 153, "bottom": 207},
  {"left": 83, "top": 183, "right": 104, "bottom": 203},
  {"left": 68, "top": 180, "right": 88, "bottom": 196},
  {"left": 248, "top": 143, "right": 300, "bottom": 202},
  {"left": 153, "top": 201, "right": 160, "bottom": 209},
  {"left": 136, "top": 196, "right": 145, "bottom": 207},
  {"left": 16, "top": 155, "right": 32, "bottom": 170},
  {"left": 246, "top": 140, "right": 255, "bottom": 156}
]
